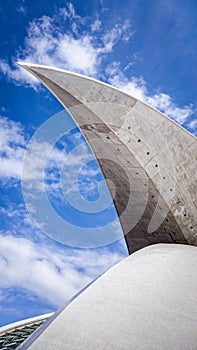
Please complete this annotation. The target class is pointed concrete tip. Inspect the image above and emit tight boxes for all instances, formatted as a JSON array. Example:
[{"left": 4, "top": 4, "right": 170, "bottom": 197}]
[
  {"left": 16, "top": 62, "right": 34, "bottom": 71},
  {"left": 17, "top": 61, "right": 42, "bottom": 68},
  {"left": 16, "top": 61, "right": 33, "bottom": 67},
  {"left": 17, "top": 61, "right": 27, "bottom": 66},
  {"left": 16, "top": 62, "right": 52, "bottom": 71}
]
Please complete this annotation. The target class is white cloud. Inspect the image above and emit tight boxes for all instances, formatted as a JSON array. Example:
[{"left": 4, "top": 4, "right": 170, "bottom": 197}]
[
  {"left": 0, "top": 3, "right": 194, "bottom": 125},
  {"left": 107, "top": 66, "right": 194, "bottom": 125},
  {"left": 55, "top": 35, "right": 99, "bottom": 74},
  {"left": 59, "top": 3, "right": 78, "bottom": 20},
  {"left": 0, "top": 5, "right": 132, "bottom": 89},
  {"left": 90, "top": 19, "right": 102, "bottom": 32},
  {"left": 0, "top": 117, "right": 27, "bottom": 179},
  {"left": 100, "top": 20, "right": 132, "bottom": 53},
  {"left": 0, "top": 115, "right": 113, "bottom": 230},
  {"left": 0, "top": 60, "right": 39, "bottom": 89},
  {"left": 108, "top": 69, "right": 147, "bottom": 101},
  {"left": 146, "top": 93, "right": 194, "bottom": 124},
  {"left": 0, "top": 233, "right": 125, "bottom": 307},
  {"left": 0, "top": 115, "right": 107, "bottom": 213},
  {"left": 187, "top": 119, "right": 197, "bottom": 135}
]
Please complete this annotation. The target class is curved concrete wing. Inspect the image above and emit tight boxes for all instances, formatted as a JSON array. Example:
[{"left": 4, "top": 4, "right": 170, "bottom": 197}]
[
  {"left": 19, "top": 244, "right": 197, "bottom": 350},
  {"left": 19, "top": 63, "right": 197, "bottom": 253}
]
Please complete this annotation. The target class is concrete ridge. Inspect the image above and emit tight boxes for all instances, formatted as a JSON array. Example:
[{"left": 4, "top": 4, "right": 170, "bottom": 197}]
[{"left": 17, "top": 62, "right": 196, "bottom": 139}]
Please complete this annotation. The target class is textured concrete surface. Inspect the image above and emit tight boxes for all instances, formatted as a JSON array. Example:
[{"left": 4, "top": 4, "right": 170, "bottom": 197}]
[
  {"left": 19, "top": 244, "right": 197, "bottom": 350},
  {"left": 19, "top": 63, "right": 197, "bottom": 253}
]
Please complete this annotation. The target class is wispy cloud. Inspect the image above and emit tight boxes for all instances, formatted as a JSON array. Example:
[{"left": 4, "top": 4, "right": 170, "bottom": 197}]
[
  {"left": 187, "top": 119, "right": 197, "bottom": 136},
  {"left": 100, "top": 20, "right": 132, "bottom": 52},
  {"left": 0, "top": 114, "right": 88, "bottom": 188},
  {"left": 90, "top": 19, "right": 102, "bottom": 32},
  {"left": 0, "top": 4, "right": 132, "bottom": 89},
  {"left": 146, "top": 94, "right": 194, "bottom": 125},
  {"left": 107, "top": 66, "right": 194, "bottom": 125},
  {"left": 0, "top": 60, "right": 38, "bottom": 88},
  {"left": 15, "top": 0, "right": 27, "bottom": 15},
  {"left": 0, "top": 116, "right": 27, "bottom": 180},
  {"left": 0, "top": 3, "right": 194, "bottom": 128},
  {"left": 0, "top": 115, "right": 126, "bottom": 286},
  {"left": 0, "top": 202, "right": 40, "bottom": 242},
  {"left": 0, "top": 115, "right": 120, "bottom": 249}
]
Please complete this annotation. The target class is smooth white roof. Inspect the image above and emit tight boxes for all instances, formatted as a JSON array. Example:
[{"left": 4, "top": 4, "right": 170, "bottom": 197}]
[{"left": 22, "top": 244, "right": 197, "bottom": 350}]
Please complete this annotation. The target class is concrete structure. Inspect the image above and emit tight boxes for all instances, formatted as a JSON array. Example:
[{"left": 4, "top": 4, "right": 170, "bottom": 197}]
[
  {"left": 19, "top": 244, "right": 197, "bottom": 350},
  {"left": 19, "top": 63, "right": 197, "bottom": 253},
  {"left": 13, "top": 64, "right": 197, "bottom": 349}
]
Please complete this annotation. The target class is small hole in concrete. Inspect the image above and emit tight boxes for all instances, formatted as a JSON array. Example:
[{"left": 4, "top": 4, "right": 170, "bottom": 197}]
[
  {"left": 147, "top": 152, "right": 150, "bottom": 155},
  {"left": 170, "top": 189, "right": 173, "bottom": 191},
  {"left": 166, "top": 219, "right": 169, "bottom": 222},
  {"left": 127, "top": 161, "right": 130, "bottom": 163},
  {"left": 106, "top": 136, "right": 110, "bottom": 139},
  {"left": 117, "top": 148, "right": 120, "bottom": 151},
  {"left": 163, "top": 177, "right": 166, "bottom": 180},
  {"left": 190, "top": 226, "right": 193, "bottom": 229},
  {"left": 155, "top": 164, "right": 158, "bottom": 167},
  {"left": 138, "top": 139, "right": 141, "bottom": 142},
  {"left": 144, "top": 183, "right": 147, "bottom": 186},
  {"left": 152, "top": 195, "right": 155, "bottom": 198},
  {"left": 136, "top": 172, "right": 139, "bottom": 175},
  {"left": 128, "top": 126, "right": 131, "bottom": 130},
  {"left": 184, "top": 214, "right": 186, "bottom": 217}
]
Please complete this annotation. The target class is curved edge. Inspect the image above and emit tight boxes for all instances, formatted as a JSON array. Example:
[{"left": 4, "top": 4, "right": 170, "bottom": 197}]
[
  {"left": 17, "top": 62, "right": 196, "bottom": 140},
  {"left": 0, "top": 313, "right": 54, "bottom": 335}
]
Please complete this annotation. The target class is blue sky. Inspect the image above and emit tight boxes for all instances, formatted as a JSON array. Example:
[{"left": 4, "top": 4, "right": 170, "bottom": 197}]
[{"left": 0, "top": 0, "right": 196, "bottom": 326}]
